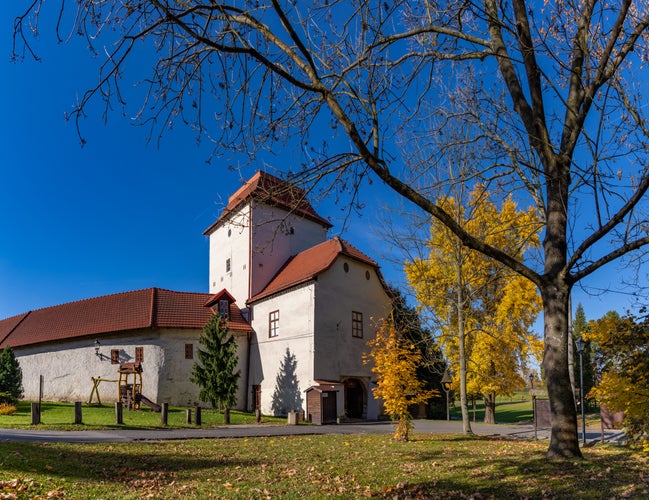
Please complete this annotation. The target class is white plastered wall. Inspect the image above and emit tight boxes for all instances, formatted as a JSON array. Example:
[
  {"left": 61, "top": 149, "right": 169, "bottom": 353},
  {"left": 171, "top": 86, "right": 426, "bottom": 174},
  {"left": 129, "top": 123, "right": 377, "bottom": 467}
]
[
  {"left": 313, "top": 256, "right": 392, "bottom": 420},
  {"left": 248, "top": 283, "right": 316, "bottom": 415},
  {"left": 15, "top": 327, "right": 250, "bottom": 409},
  {"left": 207, "top": 205, "right": 251, "bottom": 305}
]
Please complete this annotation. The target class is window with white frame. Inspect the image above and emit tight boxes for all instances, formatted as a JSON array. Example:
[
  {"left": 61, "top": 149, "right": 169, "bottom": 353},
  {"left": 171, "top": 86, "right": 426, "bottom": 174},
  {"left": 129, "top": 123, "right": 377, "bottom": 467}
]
[
  {"left": 352, "top": 311, "right": 363, "bottom": 338},
  {"left": 269, "top": 310, "right": 279, "bottom": 338}
]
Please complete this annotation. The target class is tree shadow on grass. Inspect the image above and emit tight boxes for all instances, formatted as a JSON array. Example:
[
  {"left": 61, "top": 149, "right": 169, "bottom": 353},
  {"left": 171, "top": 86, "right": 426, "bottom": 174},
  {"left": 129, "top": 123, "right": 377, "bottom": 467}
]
[
  {"left": 0, "top": 441, "right": 261, "bottom": 481},
  {"left": 385, "top": 435, "right": 644, "bottom": 499}
]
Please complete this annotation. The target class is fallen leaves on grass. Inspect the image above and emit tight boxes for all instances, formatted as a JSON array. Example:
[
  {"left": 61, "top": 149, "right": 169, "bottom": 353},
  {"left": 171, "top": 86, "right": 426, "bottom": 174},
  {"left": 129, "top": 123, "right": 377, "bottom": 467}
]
[{"left": 0, "top": 478, "right": 65, "bottom": 499}]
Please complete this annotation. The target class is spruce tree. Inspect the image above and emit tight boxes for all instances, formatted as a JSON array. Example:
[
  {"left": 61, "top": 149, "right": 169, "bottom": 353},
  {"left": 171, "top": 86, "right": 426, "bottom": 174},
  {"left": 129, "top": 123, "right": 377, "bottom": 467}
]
[
  {"left": 0, "top": 347, "right": 23, "bottom": 404},
  {"left": 191, "top": 313, "right": 240, "bottom": 411}
]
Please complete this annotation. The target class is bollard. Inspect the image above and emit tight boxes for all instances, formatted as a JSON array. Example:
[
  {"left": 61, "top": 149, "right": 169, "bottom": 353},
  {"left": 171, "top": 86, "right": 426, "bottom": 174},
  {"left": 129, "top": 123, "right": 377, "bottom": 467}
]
[
  {"left": 30, "top": 402, "right": 41, "bottom": 425},
  {"left": 74, "top": 401, "right": 83, "bottom": 424},
  {"left": 161, "top": 403, "right": 169, "bottom": 426},
  {"left": 115, "top": 402, "right": 123, "bottom": 424},
  {"left": 255, "top": 408, "right": 261, "bottom": 423},
  {"left": 224, "top": 408, "right": 230, "bottom": 424},
  {"left": 186, "top": 408, "right": 192, "bottom": 425},
  {"left": 195, "top": 406, "right": 202, "bottom": 426}
]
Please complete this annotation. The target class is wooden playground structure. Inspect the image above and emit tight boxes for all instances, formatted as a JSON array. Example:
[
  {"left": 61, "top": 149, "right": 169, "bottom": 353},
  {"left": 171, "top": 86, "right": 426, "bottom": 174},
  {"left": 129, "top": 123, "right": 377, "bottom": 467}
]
[{"left": 89, "top": 361, "right": 161, "bottom": 411}]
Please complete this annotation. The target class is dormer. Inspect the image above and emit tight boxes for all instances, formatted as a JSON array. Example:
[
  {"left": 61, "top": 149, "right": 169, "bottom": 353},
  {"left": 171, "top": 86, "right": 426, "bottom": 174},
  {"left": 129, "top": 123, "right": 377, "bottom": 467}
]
[{"left": 204, "top": 289, "right": 237, "bottom": 320}]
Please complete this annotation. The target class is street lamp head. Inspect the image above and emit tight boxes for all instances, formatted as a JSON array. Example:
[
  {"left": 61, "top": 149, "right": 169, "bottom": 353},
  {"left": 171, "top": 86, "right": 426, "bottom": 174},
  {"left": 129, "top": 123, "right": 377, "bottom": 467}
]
[
  {"left": 441, "top": 370, "right": 452, "bottom": 392},
  {"left": 575, "top": 335, "right": 586, "bottom": 354}
]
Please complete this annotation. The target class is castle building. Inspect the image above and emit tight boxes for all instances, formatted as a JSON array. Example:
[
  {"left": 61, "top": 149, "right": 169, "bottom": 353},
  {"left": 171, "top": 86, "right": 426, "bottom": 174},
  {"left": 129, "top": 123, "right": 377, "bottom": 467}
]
[{"left": 0, "top": 171, "right": 391, "bottom": 420}]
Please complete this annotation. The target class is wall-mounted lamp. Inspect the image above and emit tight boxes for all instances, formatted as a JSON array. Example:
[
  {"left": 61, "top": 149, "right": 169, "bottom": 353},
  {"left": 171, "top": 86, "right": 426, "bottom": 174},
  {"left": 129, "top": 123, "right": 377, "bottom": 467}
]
[{"left": 94, "top": 339, "right": 107, "bottom": 361}]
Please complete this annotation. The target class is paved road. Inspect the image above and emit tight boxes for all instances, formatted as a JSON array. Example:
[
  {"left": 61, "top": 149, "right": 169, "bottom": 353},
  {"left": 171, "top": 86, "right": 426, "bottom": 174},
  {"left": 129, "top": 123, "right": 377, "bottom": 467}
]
[{"left": 0, "top": 420, "right": 625, "bottom": 445}]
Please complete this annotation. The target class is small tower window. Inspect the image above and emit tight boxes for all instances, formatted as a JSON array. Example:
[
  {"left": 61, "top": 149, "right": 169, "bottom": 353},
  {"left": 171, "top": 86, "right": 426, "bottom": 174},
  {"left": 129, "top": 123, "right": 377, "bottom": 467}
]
[{"left": 226, "top": 258, "right": 231, "bottom": 273}]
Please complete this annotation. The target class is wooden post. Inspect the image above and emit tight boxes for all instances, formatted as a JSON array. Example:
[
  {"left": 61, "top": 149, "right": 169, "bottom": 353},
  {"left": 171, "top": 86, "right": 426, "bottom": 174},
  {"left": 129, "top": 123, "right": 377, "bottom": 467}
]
[
  {"left": 161, "top": 403, "right": 168, "bottom": 425},
  {"left": 255, "top": 409, "right": 261, "bottom": 423},
  {"left": 74, "top": 402, "right": 83, "bottom": 424},
  {"left": 115, "top": 402, "right": 123, "bottom": 425},
  {"left": 185, "top": 408, "right": 192, "bottom": 424},
  {"left": 224, "top": 408, "right": 230, "bottom": 424},
  {"left": 195, "top": 406, "right": 202, "bottom": 426},
  {"left": 30, "top": 402, "right": 40, "bottom": 425}
]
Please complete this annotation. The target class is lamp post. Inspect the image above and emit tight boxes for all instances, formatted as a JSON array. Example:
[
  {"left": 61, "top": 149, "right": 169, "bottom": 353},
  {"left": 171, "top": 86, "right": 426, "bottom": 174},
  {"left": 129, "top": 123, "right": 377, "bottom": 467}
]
[
  {"left": 441, "top": 370, "right": 452, "bottom": 421},
  {"left": 575, "top": 335, "right": 586, "bottom": 446},
  {"left": 529, "top": 372, "right": 534, "bottom": 390}
]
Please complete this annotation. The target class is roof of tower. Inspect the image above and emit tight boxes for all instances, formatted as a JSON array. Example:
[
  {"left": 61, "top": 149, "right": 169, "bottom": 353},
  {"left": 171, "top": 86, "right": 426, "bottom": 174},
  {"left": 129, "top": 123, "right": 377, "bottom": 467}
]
[
  {"left": 203, "top": 171, "right": 332, "bottom": 235},
  {"left": 0, "top": 288, "right": 252, "bottom": 349},
  {"left": 248, "top": 237, "right": 387, "bottom": 303}
]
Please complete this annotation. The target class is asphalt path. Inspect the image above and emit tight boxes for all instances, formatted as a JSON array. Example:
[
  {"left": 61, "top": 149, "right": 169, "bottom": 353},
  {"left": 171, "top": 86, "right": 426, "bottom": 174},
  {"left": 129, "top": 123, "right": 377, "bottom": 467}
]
[{"left": 0, "top": 420, "right": 625, "bottom": 445}]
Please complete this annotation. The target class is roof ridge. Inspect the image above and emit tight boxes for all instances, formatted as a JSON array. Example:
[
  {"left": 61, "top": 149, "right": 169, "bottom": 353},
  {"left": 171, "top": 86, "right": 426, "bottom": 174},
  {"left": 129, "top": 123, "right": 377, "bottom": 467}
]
[
  {"left": 6, "top": 288, "right": 215, "bottom": 318},
  {"left": 150, "top": 287, "right": 157, "bottom": 327},
  {"left": 0, "top": 311, "right": 31, "bottom": 346}
]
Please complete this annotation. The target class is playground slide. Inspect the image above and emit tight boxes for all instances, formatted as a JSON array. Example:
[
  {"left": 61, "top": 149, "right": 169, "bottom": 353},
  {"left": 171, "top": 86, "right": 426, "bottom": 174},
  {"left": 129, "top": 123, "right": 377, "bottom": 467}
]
[{"left": 137, "top": 393, "right": 162, "bottom": 412}]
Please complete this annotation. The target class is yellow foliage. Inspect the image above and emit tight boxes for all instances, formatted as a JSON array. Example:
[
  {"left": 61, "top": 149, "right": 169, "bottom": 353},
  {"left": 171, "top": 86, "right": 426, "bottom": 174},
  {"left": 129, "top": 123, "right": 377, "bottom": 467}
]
[
  {"left": 0, "top": 403, "right": 17, "bottom": 415},
  {"left": 405, "top": 187, "right": 542, "bottom": 398},
  {"left": 366, "top": 319, "right": 438, "bottom": 441},
  {"left": 586, "top": 312, "right": 649, "bottom": 449}
]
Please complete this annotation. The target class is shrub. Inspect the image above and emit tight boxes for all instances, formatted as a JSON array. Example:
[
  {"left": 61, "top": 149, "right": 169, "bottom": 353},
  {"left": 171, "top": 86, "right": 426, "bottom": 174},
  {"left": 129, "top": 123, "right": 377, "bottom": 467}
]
[
  {"left": 0, "top": 402, "right": 17, "bottom": 415},
  {"left": 0, "top": 347, "right": 23, "bottom": 403},
  {"left": 0, "top": 391, "right": 16, "bottom": 405}
]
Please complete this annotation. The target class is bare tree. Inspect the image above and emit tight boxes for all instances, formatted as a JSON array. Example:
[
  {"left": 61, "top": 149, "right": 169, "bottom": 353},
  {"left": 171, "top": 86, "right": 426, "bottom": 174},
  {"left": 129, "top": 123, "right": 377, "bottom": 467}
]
[{"left": 14, "top": 0, "right": 649, "bottom": 459}]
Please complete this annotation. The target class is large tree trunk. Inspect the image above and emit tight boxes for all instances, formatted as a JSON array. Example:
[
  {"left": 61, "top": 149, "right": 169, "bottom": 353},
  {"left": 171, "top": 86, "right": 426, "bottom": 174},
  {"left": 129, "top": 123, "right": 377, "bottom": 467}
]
[
  {"left": 483, "top": 393, "right": 496, "bottom": 424},
  {"left": 541, "top": 280, "right": 582, "bottom": 459}
]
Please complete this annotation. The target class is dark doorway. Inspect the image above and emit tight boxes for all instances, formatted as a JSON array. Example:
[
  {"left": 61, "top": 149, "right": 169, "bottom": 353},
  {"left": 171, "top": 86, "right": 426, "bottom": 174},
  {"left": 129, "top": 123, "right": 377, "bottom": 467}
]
[{"left": 344, "top": 378, "right": 365, "bottom": 419}]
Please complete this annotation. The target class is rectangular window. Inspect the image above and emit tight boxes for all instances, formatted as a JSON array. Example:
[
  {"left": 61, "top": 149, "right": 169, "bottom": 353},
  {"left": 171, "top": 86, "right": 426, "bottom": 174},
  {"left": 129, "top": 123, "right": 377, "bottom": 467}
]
[
  {"left": 352, "top": 311, "right": 363, "bottom": 338},
  {"left": 226, "top": 258, "right": 231, "bottom": 273},
  {"left": 185, "top": 343, "right": 193, "bottom": 360},
  {"left": 269, "top": 310, "right": 279, "bottom": 338},
  {"left": 219, "top": 299, "right": 229, "bottom": 319},
  {"left": 111, "top": 349, "right": 119, "bottom": 364},
  {"left": 135, "top": 346, "right": 144, "bottom": 363}
]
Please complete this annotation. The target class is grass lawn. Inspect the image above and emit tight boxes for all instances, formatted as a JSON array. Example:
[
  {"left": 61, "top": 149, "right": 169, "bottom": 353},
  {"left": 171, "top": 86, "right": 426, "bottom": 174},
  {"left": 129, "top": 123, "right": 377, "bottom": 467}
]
[
  {"left": 0, "top": 433, "right": 646, "bottom": 498},
  {"left": 0, "top": 401, "right": 285, "bottom": 429},
  {"left": 449, "top": 392, "right": 601, "bottom": 425}
]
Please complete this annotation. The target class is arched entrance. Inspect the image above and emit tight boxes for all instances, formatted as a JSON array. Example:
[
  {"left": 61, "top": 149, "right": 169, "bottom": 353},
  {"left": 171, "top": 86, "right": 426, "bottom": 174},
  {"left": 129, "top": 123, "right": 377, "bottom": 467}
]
[{"left": 344, "top": 378, "right": 366, "bottom": 419}]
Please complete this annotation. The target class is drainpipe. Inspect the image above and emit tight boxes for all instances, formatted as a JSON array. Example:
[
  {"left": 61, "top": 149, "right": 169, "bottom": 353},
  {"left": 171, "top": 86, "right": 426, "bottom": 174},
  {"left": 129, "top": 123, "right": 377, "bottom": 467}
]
[{"left": 245, "top": 331, "right": 252, "bottom": 412}]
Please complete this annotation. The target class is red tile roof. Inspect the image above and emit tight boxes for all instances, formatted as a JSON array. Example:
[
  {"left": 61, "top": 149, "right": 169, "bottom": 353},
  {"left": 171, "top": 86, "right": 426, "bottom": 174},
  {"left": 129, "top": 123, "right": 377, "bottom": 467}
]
[
  {"left": 248, "top": 237, "right": 383, "bottom": 303},
  {"left": 204, "top": 171, "right": 332, "bottom": 235},
  {"left": 0, "top": 288, "right": 252, "bottom": 349}
]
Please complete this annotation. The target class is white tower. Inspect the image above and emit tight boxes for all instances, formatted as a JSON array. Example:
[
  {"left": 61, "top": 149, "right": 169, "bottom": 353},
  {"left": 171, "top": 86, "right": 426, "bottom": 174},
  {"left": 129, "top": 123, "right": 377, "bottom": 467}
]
[{"left": 203, "top": 171, "right": 331, "bottom": 306}]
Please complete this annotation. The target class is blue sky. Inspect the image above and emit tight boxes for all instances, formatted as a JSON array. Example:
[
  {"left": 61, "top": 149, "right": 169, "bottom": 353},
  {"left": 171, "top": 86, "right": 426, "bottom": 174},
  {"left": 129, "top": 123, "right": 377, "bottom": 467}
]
[
  {"left": 0, "top": 6, "right": 397, "bottom": 320},
  {"left": 0, "top": 6, "right": 642, "bottom": 328}
]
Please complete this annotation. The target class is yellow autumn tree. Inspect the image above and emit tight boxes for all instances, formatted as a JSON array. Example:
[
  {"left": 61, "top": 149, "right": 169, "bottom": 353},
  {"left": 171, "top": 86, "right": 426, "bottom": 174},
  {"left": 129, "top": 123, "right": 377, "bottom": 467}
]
[
  {"left": 586, "top": 311, "right": 649, "bottom": 451},
  {"left": 366, "top": 318, "right": 438, "bottom": 441},
  {"left": 406, "top": 186, "right": 542, "bottom": 425}
]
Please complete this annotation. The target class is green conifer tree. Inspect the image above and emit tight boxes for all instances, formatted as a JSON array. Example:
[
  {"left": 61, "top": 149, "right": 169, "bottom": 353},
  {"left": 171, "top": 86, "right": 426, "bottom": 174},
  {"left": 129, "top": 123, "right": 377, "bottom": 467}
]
[
  {"left": 0, "top": 347, "right": 23, "bottom": 404},
  {"left": 191, "top": 314, "right": 240, "bottom": 411}
]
